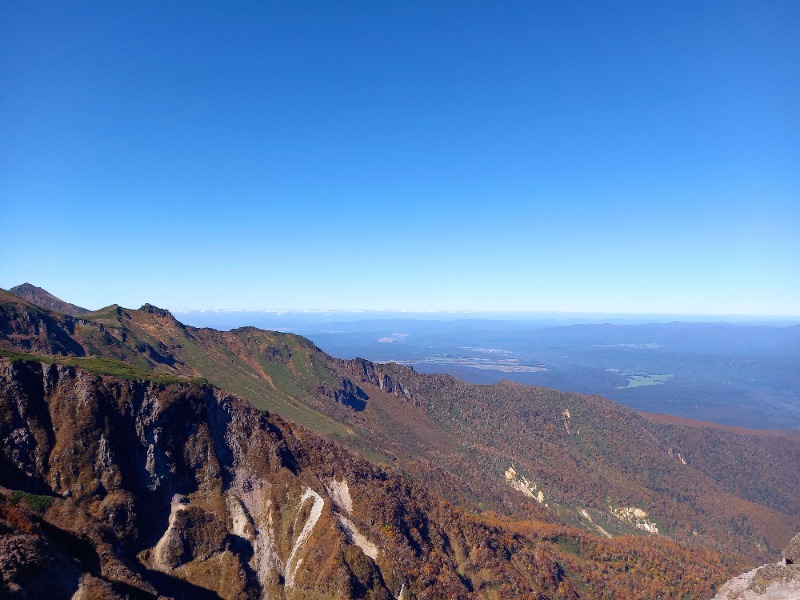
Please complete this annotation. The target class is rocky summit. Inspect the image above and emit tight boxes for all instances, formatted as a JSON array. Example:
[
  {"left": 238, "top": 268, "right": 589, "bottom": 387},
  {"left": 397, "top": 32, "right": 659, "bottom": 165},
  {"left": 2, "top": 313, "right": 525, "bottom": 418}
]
[{"left": 9, "top": 283, "right": 88, "bottom": 317}]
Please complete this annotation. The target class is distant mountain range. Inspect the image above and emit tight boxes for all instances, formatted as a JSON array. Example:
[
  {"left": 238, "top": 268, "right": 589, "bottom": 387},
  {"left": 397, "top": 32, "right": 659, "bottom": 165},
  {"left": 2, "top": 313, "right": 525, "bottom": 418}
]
[{"left": 1, "top": 285, "right": 798, "bottom": 598}]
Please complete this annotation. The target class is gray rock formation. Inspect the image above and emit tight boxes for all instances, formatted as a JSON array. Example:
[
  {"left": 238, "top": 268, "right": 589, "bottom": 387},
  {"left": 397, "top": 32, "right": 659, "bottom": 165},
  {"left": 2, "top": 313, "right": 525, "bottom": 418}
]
[{"left": 712, "top": 533, "right": 800, "bottom": 599}]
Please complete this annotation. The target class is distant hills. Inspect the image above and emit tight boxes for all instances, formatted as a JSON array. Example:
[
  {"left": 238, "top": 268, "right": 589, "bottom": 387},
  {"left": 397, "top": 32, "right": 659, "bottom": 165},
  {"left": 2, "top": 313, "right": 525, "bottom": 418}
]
[{"left": 1, "top": 284, "right": 798, "bottom": 598}]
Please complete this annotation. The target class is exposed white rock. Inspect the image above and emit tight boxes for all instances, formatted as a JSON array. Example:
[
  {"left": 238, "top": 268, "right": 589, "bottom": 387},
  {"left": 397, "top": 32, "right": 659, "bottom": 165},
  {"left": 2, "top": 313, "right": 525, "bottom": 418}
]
[
  {"left": 96, "top": 434, "right": 112, "bottom": 468},
  {"left": 252, "top": 501, "right": 282, "bottom": 592},
  {"left": 609, "top": 505, "right": 659, "bottom": 534},
  {"left": 152, "top": 494, "right": 189, "bottom": 570},
  {"left": 668, "top": 447, "right": 688, "bottom": 465},
  {"left": 225, "top": 493, "right": 254, "bottom": 540},
  {"left": 712, "top": 563, "right": 799, "bottom": 599},
  {"left": 229, "top": 479, "right": 283, "bottom": 593},
  {"left": 325, "top": 479, "right": 353, "bottom": 514},
  {"left": 285, "top": 488, "right": 324, "bottom": 588},
  {"left": 145, "top": 445, "right": 156, "bottom": 481},
  {"left": 504, "top": 466, "right": 546, "bottom": 504},
  {"left": 338, "top": 515, "right": 379, "bottom": 560},
  {"left": 578, "top": 507, "right": 613, "bottom": 538}
]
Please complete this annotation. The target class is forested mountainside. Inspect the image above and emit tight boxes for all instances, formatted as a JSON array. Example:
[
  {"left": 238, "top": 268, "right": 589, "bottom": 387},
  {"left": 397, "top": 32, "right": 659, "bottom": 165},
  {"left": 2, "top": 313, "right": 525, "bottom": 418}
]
[
  {"left": 0, "top": 358, "right": 740, "bottom": 599},
  {"left": 1, "top": 286, "right": 798, "bottom": 597}
]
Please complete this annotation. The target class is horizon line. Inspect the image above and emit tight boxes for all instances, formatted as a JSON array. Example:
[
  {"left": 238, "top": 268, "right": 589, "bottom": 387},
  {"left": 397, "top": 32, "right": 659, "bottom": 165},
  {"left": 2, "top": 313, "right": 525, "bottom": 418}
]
[{"left": 168, "top": 307, "right": 800, "bottom": 319}]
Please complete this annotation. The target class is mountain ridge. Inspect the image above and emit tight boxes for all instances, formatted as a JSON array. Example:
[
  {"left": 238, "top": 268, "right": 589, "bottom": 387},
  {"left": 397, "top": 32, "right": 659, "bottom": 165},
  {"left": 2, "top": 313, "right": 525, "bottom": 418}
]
[
  {"left": 9, "top": 283, "right": 89, "bottom": 317},
  {"left": 1, "top": 285, "right": 799, "bottom": 597},
  {"left": 0, "top": 355, "right": 745, "bottom": 598}
]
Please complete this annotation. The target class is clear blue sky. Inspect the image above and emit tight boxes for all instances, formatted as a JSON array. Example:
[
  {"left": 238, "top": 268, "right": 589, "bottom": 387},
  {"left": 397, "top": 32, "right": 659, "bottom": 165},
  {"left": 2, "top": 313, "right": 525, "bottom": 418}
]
[{"left": 2, "top": 1, "right": 798, "bottom": 314}]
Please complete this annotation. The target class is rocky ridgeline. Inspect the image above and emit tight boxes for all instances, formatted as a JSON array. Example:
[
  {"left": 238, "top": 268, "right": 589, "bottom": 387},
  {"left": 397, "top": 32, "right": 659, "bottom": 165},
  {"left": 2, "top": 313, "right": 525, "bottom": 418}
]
[
  {"left": 3, "top": 286, "right": 799, "bottom": 597},
  {"left": 8, "top": 283, "right": 88, "bottom": 317}
]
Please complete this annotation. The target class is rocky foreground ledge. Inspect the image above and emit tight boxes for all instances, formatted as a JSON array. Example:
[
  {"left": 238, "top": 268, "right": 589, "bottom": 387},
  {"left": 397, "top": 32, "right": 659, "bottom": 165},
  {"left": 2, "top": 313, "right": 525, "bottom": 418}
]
[{"left": 712, "top": 533, "right": 799, "bottom": 600}]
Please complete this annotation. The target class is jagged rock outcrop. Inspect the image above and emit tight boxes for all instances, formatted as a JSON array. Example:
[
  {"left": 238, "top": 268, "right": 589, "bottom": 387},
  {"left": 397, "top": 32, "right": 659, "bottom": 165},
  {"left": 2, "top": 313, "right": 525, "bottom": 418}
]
[
  {"left": 334, "top": 358, "right": 415, "bottom": 402},
  {"left": 711, "top": 563, "right": 799, "bottom": 600},
  {"left": 0, "top": 358, "right": 394, "bottom": 598},
  {"left": 315, "top": 378, "right": 369, "bottom": 411},
  {"left": 784, "top": 533, "right": 800, "bottom": 565}
]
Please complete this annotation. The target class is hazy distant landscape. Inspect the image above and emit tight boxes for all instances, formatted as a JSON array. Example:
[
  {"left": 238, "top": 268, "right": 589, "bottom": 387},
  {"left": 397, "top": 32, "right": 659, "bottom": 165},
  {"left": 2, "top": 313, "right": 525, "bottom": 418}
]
[{"left": 178, "top": 311, "right": 800, "bottom": 430}]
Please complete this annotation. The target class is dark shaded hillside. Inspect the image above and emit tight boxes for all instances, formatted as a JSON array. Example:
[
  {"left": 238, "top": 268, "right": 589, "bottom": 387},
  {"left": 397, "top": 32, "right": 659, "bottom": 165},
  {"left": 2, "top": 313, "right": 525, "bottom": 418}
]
[
  {"left": 1, "top": 288, "right": 798, "bottom": 567},
  {"left": 0, "top": 357, "right": 741, "bottom": 599}
]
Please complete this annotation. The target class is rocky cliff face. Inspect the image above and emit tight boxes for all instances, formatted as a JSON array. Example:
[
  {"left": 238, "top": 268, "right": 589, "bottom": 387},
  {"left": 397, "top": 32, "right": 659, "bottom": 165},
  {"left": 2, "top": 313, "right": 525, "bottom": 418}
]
[
  {"left": 0, "top": 358, "right": 402, "bottom": 598},
  {"left": 0, "top": 357, "right": 742, "bottom": 599},
  {"left": 0, "top": 291, "right": 86, "bottom": 357}
]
